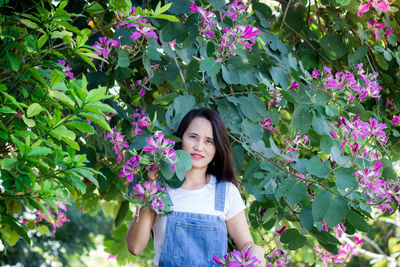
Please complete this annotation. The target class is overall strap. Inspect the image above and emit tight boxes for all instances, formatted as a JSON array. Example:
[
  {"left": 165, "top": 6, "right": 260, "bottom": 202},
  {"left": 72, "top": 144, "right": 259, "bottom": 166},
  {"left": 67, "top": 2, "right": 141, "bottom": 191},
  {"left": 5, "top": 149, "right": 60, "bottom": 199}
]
[
  {"left": 214, "top": 180, "right": 226, "bottom": 212},
  {"left": 156, "top": 178, "right": 173, "bottom": 208}
]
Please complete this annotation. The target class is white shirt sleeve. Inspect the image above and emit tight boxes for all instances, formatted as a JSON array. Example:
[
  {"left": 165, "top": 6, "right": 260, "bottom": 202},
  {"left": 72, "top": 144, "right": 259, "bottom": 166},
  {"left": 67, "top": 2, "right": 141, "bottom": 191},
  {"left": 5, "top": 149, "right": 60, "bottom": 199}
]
[{"left": 225, "top": 182, "right": 246, "bottom": 220}]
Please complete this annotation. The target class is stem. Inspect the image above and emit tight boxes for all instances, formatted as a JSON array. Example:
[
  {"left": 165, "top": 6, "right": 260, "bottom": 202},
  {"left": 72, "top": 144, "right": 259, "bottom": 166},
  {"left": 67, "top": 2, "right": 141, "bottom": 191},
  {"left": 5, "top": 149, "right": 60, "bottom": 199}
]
[
  {"left": 173, "top": 57, "right": 186, "bottom": 87},
  {"left": 314, "top": 0, "right": 325, "bottom": 36},
  {"left": 282, "top": 197, "right": 306, "bottom": 231},
  {"left": 279, "top": 0, "right": 292, "bottom": 34}
]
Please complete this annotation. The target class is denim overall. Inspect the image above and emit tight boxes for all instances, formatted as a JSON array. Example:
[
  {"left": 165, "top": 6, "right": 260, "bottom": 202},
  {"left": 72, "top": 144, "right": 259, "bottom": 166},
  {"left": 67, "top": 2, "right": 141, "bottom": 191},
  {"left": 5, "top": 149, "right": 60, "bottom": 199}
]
[{"left": 158, "top": 180, "right": 228, "bottom": 267}]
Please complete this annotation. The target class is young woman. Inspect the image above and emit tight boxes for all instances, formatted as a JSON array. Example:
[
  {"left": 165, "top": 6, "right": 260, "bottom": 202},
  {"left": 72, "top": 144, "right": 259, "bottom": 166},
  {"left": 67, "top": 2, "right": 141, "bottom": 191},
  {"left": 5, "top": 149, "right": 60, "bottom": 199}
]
[{"left": 126, "top": 108, "right": 266, "bottom": 266}]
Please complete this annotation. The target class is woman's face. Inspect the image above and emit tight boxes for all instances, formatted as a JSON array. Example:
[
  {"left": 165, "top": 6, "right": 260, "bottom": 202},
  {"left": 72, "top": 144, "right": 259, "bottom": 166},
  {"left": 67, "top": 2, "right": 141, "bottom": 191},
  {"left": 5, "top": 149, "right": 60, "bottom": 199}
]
[{"left": 181, "top": 117, "right": 216, "bottom": 171}]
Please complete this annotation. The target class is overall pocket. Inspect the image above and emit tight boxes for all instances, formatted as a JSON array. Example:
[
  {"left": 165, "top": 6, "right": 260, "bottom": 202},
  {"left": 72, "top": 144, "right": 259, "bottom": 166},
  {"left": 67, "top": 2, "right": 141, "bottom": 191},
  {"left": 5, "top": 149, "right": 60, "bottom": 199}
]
[{"left": 173, "top": 220, "right": 222, "bottom": 267}]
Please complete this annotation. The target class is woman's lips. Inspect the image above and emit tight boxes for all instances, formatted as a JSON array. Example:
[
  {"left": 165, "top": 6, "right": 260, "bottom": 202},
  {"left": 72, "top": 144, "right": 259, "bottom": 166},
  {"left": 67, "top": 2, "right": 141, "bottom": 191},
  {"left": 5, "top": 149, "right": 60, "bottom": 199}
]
[{"left": 191, "top": 153, "right": 204, "bottom": 159}]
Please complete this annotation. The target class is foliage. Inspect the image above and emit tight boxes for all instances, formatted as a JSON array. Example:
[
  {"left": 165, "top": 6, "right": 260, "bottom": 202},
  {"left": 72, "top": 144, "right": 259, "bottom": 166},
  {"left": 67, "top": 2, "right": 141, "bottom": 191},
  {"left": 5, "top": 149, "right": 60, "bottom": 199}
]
[{"left": 0, "top": 0, "right": 399, "bottom": 266}]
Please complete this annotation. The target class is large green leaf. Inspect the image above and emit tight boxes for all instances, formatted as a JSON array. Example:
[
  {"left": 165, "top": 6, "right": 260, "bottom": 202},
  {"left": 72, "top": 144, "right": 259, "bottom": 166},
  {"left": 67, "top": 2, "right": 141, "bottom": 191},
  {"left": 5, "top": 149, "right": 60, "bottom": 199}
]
[
  {"left": 346, "top": 210, "right": 369, "bottom": 232},
  {"left": 174, "top": 150, "right": 192, "bottom": 180},
  {"left": 334, "top": 168, "right": 357, "bottom": 195},
  {"left": 320, "top": 34, "right": 347, "bottom": 60},
  {"left": 280, "top": 228, "right": 307, "bottom": 250},
  {"left": 199, "top": 57, "right": 221, "bottom": 76},
  {"left": 312, "top": 191, "right": 348, "bottom": 228},
  {"left": 291, "top": 105, "right": 312, "bottom": 134},
  {"left": 306, "top": 156, "right": 330, "bottom": 178}
]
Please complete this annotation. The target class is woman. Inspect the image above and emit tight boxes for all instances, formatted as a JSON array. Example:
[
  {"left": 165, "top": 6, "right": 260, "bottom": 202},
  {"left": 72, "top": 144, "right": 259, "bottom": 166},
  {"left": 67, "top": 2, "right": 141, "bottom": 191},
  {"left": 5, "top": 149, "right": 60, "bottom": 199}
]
[{"left": 126, "top": 108, "right": 265, "bottom": 266}]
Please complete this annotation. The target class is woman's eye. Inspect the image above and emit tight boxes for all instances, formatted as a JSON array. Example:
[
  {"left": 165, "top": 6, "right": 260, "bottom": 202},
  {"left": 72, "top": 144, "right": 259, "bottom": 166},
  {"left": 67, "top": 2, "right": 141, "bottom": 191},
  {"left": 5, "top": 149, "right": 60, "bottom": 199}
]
[{"left": 190, "top": 135, "right": 196, "bottom": 139}]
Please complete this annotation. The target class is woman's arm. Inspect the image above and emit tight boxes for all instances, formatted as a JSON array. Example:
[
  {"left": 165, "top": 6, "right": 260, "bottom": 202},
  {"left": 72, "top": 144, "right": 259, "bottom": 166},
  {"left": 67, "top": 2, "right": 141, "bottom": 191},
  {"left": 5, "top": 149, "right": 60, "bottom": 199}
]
[
  {"left": 226, "top": 210, "right": 266, "bottom": 267},
  {"left": 126, "top": 206, "right": 156, "bottom": 255}
]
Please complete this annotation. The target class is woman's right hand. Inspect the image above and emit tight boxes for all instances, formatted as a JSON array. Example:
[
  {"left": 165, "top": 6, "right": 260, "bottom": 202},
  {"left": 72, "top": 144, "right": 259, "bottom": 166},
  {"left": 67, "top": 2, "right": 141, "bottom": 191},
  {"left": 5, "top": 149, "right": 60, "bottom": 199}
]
[{"left": 147, "top": 165, "right": 159, "bottom": 180}]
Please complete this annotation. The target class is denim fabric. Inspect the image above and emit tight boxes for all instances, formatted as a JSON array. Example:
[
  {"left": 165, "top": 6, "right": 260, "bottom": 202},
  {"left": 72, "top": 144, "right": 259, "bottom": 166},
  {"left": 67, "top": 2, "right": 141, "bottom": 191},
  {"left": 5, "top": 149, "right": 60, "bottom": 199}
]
[{"left": 158, "top": 181, "right": 227, "bottom": 267}]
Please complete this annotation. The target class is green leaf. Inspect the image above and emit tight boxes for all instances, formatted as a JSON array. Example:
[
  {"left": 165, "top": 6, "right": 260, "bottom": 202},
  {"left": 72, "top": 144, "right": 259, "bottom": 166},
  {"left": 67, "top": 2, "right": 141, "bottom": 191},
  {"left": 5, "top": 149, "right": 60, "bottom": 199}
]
[
  {"left": 331, "top": 146, "right": 351, "bottom": 167},
  {"left": 312, "top": 114, "right": 330, "bottom": 135},
  {"left": 27, "top": 103, "right": 43, "bottom": 117},
  {"left": 153, "top": 14, "right": 179, "bottom": 22},
  {"left": 80, "top": 112, "right": 111, "bottom": 132},
  {"left": 114, "top": 200, "right": 129, "bottom": 228},
  {"left": 85, "top": 87, "right": 108, "bottom": 103},
  {"left": 37, "top": 225, "right": 50, "bottom": 234},
  {"left": 1, "top": 158, "right": 17, "bottom": 169},
  {"left": 310, "top": 227, "right": 341, "bottom": 245},
  {"left": 291, "top": 105, "right": 312, "bottom": 134},
  {"left": 159, "top": 158, "right": 175, "bottom": 180},
  {"left": 306, "top": 157, "right": 330, "bottom": 178},
  {"left": 312, "top": 191, "right": 348, "bottom": 227},
  {"left": 51, "top": 125, "right": 76, "bottom": 141},
  {"left": 199, "top": 57, "right": 221, "bottom": 76},
  {"left": 347, "top": 210, "right": 369, "bottom": 232},
  {"left": 20, "top": 18, "right": 39, "bottom": 30},
  {"left": 84, "top": 102, "right": 117, "bottom": 114},
  {"left": 65, "top": 120, "right": 95, "bottom": 134},
  {"left": 334, "top": 168, "right": 357, "bottom": 195},
  {"left": 276, "top": 178, "right": 306, "bottom": 205},
  {"left": 117, "top": 50, "right": 130, "bottom": 68},
  {"left": 66, "top": 173, "right": 86, "bottom": 194},
  {"left": 299, "top": 208, "right": 314, "bottom": 230},
  {"left": 6, "top": 53, "right": 21, "bottom": 71},
  {"left": 320, "top": 34, "right": 347, "bottom": 60},
  {"left": 175, "top": 150, "right": 192, "bottom": 181},
  {"left": 0, "top": 106, "right": 17, "bottom": 114},
  {"left": 165, "top": 95, "right": 196, "bottom": 131},
  {"left": 27, "top": 146, "right": 52, "bottom": 156},
  {"left": 325, "top": 105, "right": 339, "bottom": 117},
  {"left": 320, "top": 135, "right": 336, "bottom": 154},
  {"left": 280, "top": 228, "right": 307, "bottom": 250},
  {"left": 49, "top": 90, "right": 75, "bottom": 109},
  {"left": 3, "top": 216, "right": 30, "bottom": 245},
  {"left": 22, "top": 115, "right": 36, "bottom": 128}
]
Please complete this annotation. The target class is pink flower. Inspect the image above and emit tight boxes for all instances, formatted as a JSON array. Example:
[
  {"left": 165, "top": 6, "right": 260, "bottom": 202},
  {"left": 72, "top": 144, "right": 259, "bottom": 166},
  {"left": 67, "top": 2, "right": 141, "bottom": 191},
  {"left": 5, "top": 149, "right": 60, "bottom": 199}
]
[
  {"left": 108, "top": 254, "right": 117, "bottom": 259},
  {"left": 276, "top": 226, "right": 287, "bottom": 235},
  {"left": 391, "top": 115, "right": 400, "bottom": 125},
  {"left": 354, "top": 236, "right": 363, "bottom": 245},
  {"left": 366, "top": 20, "right": 386, "bottom": 40},
  {"left": 330, "top": 131, "right": 338, "bottom": 139},
  {"left": 261, "top": 118, "right": 276, "bottom": 131},
  {"left": 130, "top": 19, "right": 158, "bottom": 41},
  {"left": 289, "top": 80, "right": 299, "bottom": 90},
  {"left": 93, "top": 37, "right": 121, "bottom": 58},
  {"left": 105, "top": 128, "right": 129, "bottom": 163},
  {"left": 384, "top": 26, "right": 394, "bottom": 37},
  {"left": 119, "top": 155, "right": 140, "bottom": 182},
  {"left": 358, "top": 0, "right": 393, "bottom": 17},
  {"left": 17, "top": 111, "right": 22, "bottom": 119}
]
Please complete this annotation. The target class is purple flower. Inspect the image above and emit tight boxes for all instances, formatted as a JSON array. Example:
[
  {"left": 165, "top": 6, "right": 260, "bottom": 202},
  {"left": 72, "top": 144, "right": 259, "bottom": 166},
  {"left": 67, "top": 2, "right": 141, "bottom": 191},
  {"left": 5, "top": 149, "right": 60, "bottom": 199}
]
[
  {"left": 276, "top": 226, "right": 287, "bottom": 235},
  {"left": 151, "top": 197, "right": 165, "bottom": 214},
  {"left": 391, "top": 115, "right": 400, "bottom": 125},
  {"left": 93, "top": 37, "right": 121, "bottom": 58},
  {"left": 130, "top": 19, "right": 158, "bottom": 41},
  {"left": 120, "top": 155, "right": 140, "bottom": 182},
  {"left": 261, "top": 118, "right": 276, "bottom": 131},
  {"left": 384, "top": 26, "right": 394, "bottom": 37},
  {"left": 289, "top": 80, "right": 299, "bottom": 90},
  {"left": 105, "top": 128, "right": 129, "bottom": 163}
]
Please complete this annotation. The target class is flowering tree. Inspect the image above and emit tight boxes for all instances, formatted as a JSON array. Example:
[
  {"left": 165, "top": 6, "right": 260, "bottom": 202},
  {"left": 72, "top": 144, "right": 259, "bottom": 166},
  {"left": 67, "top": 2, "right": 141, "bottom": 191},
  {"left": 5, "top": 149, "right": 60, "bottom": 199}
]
[{"left": 0, "top": 0, "right": 399, "bottom": 266}]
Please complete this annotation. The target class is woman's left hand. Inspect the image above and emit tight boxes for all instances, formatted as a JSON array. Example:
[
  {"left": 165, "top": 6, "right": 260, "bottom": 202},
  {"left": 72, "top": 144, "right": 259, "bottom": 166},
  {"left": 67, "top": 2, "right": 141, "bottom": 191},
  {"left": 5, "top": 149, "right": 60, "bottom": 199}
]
[{"left": 246, "top": 244, "right": 266, "bottom": 267}]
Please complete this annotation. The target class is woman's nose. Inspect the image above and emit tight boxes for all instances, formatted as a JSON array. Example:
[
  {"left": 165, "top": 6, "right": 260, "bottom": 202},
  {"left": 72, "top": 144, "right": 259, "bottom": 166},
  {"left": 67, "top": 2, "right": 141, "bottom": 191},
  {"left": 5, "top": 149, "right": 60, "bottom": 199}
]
[{"left": 194, "top": 140, "right": 204, "bottom": 151}]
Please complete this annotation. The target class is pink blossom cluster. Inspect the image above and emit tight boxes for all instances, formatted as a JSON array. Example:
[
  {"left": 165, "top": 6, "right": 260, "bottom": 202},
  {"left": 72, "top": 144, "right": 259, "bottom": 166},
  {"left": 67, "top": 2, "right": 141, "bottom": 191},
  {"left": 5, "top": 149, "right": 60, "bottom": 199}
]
[
  {"left": 213, "top": 250, "right": 261, "bottom": 267},
  {"left": 391, "top": 114, "right": 400, "bottom": 125},
  {"left": 281, "top": 135, "right": 310, "bottom": 162},
  {"left": 267, "top": 89, "right": 283, "bottom": 107},
  {"left": 355, "top": 160, "right": 400, "bottom": 213},
  {"left": 366, "top": 20, "right": 393, "bottom": 39},
  {"left": 312, "top": 64, "right": 381, "bottom": 103},
  {"left": 116, "top": 7, "right": 158, "bottom": 41},
  {"left": 132, "top": 108, "right": 150, "bottom": 136},
  {"left": 330, "top": 115, "right": 388, "bottom": 153},
  {"left": 143, "top": 131, "right": 177, "bottom": 171},
  {"left": 220, "top": 0, "right": 247, "bottom": 22},
  {"left": 189, "top": 2, "right": 260, "bottom": 58},
  {"left": 132, "top": 180, "right": 165, "bottom": 214},
  {"left": 57, "top": 60, "right": 74, "bottom": 79},
  {"left": 189, "top": 2, "right": 217, "bottom": 38},
  {"left": 220, "top": 25, "right": 260, "bottom": 56},
  {"left": 265, "top": 249, "right": 287, "bottom": 267},
  {"left": 314, "top": 234, "right": 363, "bottom": 266},
  {"left": 105, "top": 128, "right": 129, "bottom": 163},
  {"left": 120, "top": 155, "right": 140, "bottom": 182},
  {"left": 33, "top": 201, "right": 70, "bottom": 234},
  {"left": 133, "top": 75, "right": 151, "bottom": 97},
  {"left": 261, "top": 117, "right": 276, "bottom": 131},
  {"left": 358, "top": 0, "right": 394, "bottom": 17},
  {"left": 92, "top": 37, "right": 121, "bottom": 59}
]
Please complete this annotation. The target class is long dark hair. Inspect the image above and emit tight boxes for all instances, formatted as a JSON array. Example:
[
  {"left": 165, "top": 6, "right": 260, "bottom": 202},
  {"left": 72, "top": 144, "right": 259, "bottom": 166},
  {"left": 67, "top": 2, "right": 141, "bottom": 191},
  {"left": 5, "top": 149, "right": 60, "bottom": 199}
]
[{"left": 175, "top": 108, "right": 238, "bottom": 187}]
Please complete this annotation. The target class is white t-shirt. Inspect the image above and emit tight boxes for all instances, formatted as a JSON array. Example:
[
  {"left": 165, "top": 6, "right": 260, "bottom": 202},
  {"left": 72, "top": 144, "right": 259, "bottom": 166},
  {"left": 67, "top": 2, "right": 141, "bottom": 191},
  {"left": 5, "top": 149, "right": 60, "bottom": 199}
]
[{"left": 152, "top": 175, "right": 245, "bottom": 266}]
